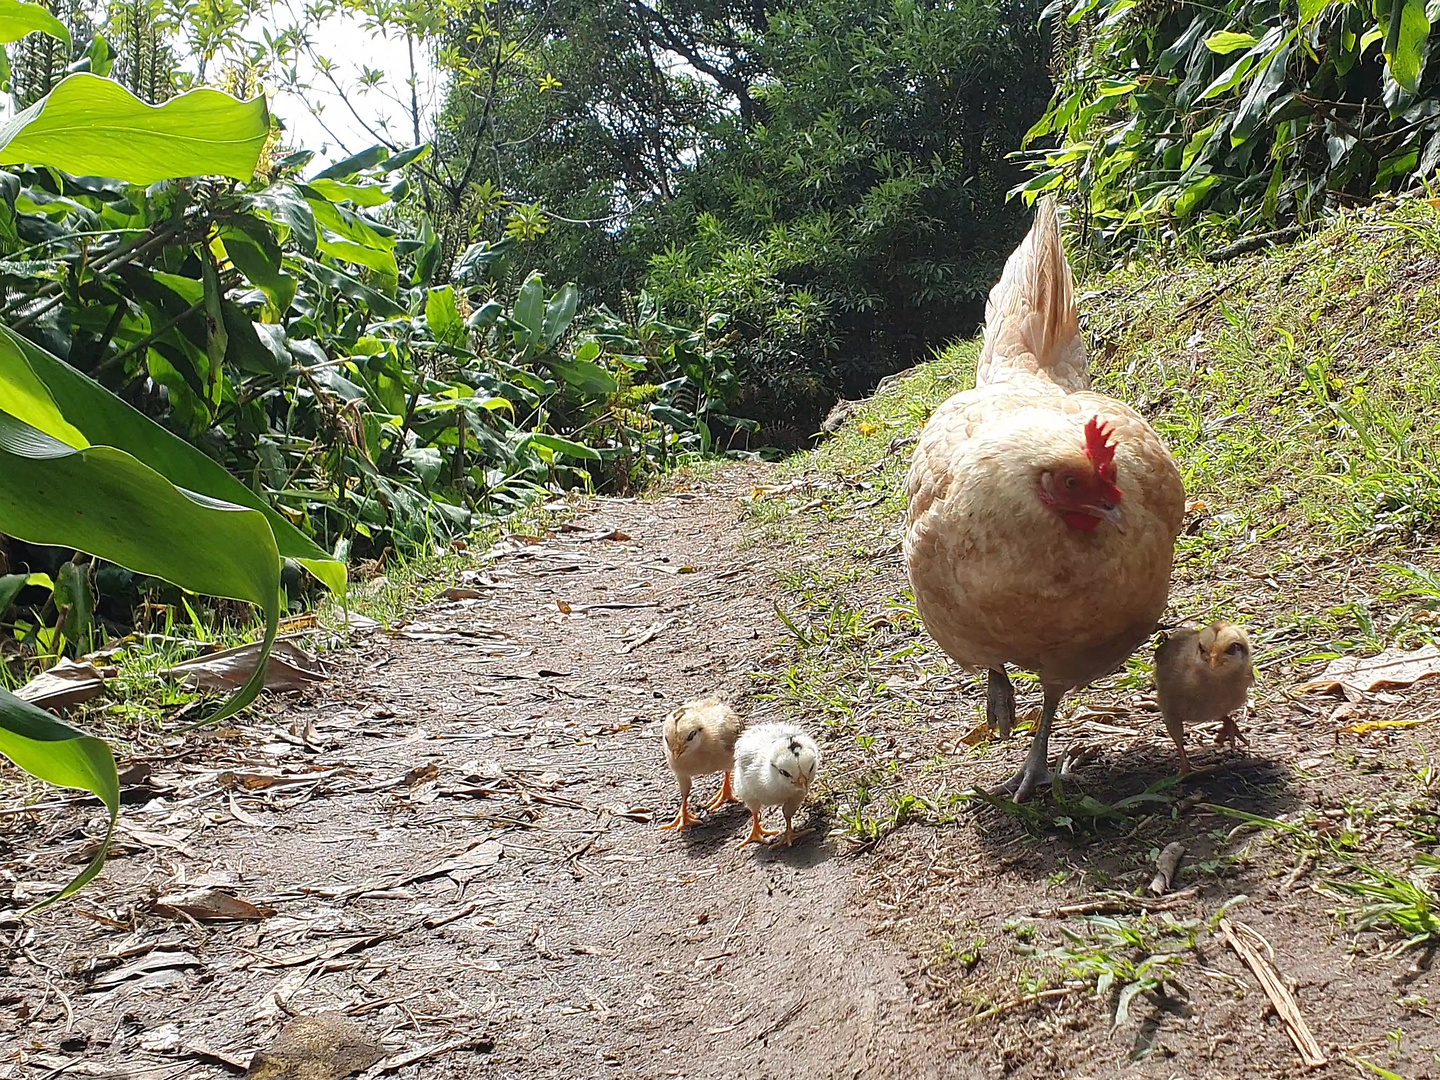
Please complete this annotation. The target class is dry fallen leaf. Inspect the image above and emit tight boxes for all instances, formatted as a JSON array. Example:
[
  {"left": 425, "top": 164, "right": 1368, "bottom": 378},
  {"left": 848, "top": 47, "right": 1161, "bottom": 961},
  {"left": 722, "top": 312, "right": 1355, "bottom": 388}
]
[
  {"left": 1295, "top": 645, "right": 1440, "bottom": 698},
  {"left": 14, "top": 657, "right": 116, "bottom": 710},
  {"left": 162, "top": 640, "right": 326, "bottom": 692},
  {"left": 246, "top": 1012, "right": 382, "bottom": 1080},
  {"left": 557, "top": 600, "right": 573, "bottom": 614},
  {"left": 153, "top": 887, "right": 275, "bottom": 922}
]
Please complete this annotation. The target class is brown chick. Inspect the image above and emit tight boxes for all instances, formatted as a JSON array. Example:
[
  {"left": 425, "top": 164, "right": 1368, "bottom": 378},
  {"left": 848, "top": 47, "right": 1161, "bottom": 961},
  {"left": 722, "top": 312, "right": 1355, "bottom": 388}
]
[
  {"left": 1154, "top": 622, "right": 1255, "bottom": 774},
  {"left": 660, "top": 696, "right": 743, "bottom": 831}
]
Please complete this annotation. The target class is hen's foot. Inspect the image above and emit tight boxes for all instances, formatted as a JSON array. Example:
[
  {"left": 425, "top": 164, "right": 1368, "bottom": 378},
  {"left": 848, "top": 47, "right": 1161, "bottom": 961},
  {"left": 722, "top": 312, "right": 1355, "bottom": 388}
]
[
  {"left": 988, "top": 669, "right": 1017, "bottom": 738},
  {"left": 659, "top": 800, "right": 701, "bottom": 831},
  {"left": 994, "top": 747, "right": 1093, "bottom": 804},
  {"left": 704, "top": 772, "right": 738, "bottom": 811}
]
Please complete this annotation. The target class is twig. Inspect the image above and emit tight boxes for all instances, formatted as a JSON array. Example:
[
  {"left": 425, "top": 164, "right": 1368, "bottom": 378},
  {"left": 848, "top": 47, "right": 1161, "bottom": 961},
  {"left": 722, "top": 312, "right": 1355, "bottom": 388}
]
[
  {"left": 617, "top": 618, "right": 675, "bottom": 654},
  {"left": 1032, "top": 887, "right": 1198, "bottom": 918},
  {"left": 961, "top": 987, "right": 1073, "bottom": 1025},
  {"left": 360, "top": 1034, "right": 494, "bottom": 1076},
  {"left": 1204, "top": 224, "right": 1309, "bottom": 264},
  {"left": 1219, "top": 918, "right": 1327, "bottom": 1068},
  {"left": 1149, "top": 842, "right": 1186, "bottom": 896}
]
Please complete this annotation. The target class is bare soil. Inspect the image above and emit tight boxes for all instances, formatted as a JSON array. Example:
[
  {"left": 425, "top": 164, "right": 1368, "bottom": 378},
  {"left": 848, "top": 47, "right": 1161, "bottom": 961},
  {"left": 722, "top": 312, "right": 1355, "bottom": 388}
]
[{"left": 3, "top": 464, "right": 1439, "bottom": 1080}]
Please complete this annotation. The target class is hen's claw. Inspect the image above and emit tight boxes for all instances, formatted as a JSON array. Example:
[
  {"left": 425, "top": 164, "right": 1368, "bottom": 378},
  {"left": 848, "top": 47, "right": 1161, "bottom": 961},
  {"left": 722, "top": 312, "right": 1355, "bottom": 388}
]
[{"left": 995, "top": 761, "right": 1053, "bottom": 803}]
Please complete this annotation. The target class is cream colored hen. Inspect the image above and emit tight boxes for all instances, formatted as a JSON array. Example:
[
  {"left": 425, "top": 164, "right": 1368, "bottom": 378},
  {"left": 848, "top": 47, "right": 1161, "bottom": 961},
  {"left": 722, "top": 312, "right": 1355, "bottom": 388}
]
[{"left": 904, "top": 199, "right": 1186, "bottom": 802}]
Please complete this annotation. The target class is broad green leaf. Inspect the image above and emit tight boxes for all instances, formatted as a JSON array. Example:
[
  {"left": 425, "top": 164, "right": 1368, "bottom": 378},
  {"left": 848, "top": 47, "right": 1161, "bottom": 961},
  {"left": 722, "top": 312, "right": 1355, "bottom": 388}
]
[
  {"left": 521, "top": 431, "right": 602, "bottom": 460},
  {"left": 542, "top": 283, "right": 580, "bottom": 348},
  {"left": 0, "top": 570, "right": 48, "bottom": 611},
  {"left": 512, "top": 271, "right": 545, "bottom": 350},
  {"left": 217, "top": 223, "right": 295, "bottom": 314},
  {"left": 1299, "top": 0, "right": 1331, "bottom": 25},
  {"left": 0, "top": 341, "right": 85, "bottom": 446},
  {"left": 1205, "top": 30, "right": 1260, "bottom": 53},
  {"left": 1231, "top": 35, "right": 1296, "bottom": 146},
  {"left": 312, "top": 144, "right": 389, "bottom": 181},
  {"left": 426, "top": 285, "right": 468, "bottom": 348},
  {"left": 0, "top": 74, "right": 269, "bottom": 183},
  {"left": 0, "top": 687, "right": 117, "bottom": 908},
  {"left": 246, "top": 184, "right": 318, "bottom": 254},
  {"left": 412, "top": 215, "right": 440, "bottom": 287},
  {"left": 306, "top": 178, "right": 391, "bottom": 207},
  {"left": 543, "top": 356, "right": 618, "bottom": 397},
  {"left": 0, "top": 408, "right": 280, "bottom": 726},
  {"left": 1175, "top": 173, "right": 1221, "bottom": 216},
  {"left": 0, "top": 0, "right": 70, "bottom": 45},
  {"left": 0, "top": 327, "right": 344, "bottom": 593},
  {"left": 1379, "top": 0, "right": 1430, "bottom": 92}
]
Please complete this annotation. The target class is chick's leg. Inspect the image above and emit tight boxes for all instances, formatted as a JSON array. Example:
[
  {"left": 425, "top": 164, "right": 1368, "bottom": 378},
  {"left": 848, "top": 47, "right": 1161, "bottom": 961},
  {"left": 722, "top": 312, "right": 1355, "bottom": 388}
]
[
  {"left": 1162, "top": 714, "right": 1192, "bottom": 776},
  {"left": 704, "top": 771, "right": 738, "bottom": 811},
  {"left": 739, "top": 809, "right": 781, "bottom": 847},
  {"left": 779, "top": 794, "right": 815, "bottom": 846},
  {"left": 660, "top": 777, "right": 701, "bottom": 831},
  {"left": 988, "top": 668, "right": 1016, "bottom": 739},
  {"left": 995, "top": 684, "right": 1065, "bottom": 803},
  {"left": 1214, "top": 709, "right": 1248, "bottom": 751}
]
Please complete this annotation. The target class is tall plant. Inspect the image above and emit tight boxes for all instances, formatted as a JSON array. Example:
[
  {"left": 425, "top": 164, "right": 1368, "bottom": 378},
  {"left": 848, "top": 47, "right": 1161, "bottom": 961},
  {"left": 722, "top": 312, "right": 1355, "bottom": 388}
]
[{"left": 1022, "top": 0, "right": 1440, "bottom": 248}]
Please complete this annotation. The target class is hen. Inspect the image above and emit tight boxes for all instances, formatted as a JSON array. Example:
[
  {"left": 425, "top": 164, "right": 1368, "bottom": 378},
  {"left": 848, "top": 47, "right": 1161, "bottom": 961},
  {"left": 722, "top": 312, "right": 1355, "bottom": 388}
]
[{"left": 904, "top": 199, "right": 1185, "bottom": 801}]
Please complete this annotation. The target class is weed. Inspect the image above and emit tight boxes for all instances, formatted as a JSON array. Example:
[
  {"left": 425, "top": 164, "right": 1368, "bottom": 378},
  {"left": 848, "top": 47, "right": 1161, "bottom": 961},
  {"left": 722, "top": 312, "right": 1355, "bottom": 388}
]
[{"left": 1052, "top": 914, "right": 1198, "bottom": 1026}]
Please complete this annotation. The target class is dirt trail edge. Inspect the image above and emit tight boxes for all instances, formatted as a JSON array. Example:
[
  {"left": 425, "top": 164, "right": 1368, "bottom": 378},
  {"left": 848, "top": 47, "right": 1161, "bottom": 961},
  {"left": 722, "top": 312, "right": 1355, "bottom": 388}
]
[{"left": 3, "top": 469, "right": 942, "bottom": 1080}]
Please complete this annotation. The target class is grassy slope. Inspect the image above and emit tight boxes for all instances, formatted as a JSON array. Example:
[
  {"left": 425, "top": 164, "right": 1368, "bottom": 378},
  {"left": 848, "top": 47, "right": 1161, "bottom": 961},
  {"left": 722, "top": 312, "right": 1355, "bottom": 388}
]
[{"left": 743, "top": 200, "right": 1440, "bottom": 1074}]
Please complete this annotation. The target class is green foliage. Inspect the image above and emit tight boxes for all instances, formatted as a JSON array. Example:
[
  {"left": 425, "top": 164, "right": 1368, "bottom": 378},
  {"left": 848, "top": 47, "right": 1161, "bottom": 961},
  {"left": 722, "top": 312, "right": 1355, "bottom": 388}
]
[
  {"left": 1025, "top": 0, "right": 1440, "bottom": 248},
  {"left": 0, "top": 686, "right": 117, "bottom": 909},
  {"left": 645, "top": 0, "right": 1052, "bottom": 432}
]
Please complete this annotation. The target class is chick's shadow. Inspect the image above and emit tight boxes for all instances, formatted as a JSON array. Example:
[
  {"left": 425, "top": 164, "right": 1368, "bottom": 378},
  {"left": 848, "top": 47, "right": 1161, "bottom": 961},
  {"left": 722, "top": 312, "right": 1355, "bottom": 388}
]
[{"left": 675, "top": 803, "right": 840, "bottom": 871}]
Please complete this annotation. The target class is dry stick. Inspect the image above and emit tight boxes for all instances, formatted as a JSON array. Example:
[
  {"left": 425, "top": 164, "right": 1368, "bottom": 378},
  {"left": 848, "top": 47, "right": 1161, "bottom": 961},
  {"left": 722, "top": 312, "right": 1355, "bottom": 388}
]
[
  {"left": 1032, "top": 887, "right": 1198, "bottom": 918},
  {"left": 1219, "top": 918, "right": 1327, "bottom": 1068},
  {"left": 1149, "top": 842, "right": 1186, "bottom": 896},
  {"left": 962, "top": 987, "right": 1073, "bottom": 1025}
]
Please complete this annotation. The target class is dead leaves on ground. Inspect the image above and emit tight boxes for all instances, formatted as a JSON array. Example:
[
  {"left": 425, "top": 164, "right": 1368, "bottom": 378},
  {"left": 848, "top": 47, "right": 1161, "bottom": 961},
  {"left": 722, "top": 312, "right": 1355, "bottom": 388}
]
[{"left": 1296, "top": 644, "right": 1440, "bottom": 700}]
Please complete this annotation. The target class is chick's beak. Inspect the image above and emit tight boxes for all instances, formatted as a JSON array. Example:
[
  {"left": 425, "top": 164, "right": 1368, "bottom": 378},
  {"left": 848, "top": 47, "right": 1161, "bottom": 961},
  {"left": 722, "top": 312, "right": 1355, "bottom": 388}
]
[
  {"left": 795, "top": 773, "right": 810, "bottom": 791},
  {"left": 1207, "top": 646, "right": 1223, "bottom": 669}
]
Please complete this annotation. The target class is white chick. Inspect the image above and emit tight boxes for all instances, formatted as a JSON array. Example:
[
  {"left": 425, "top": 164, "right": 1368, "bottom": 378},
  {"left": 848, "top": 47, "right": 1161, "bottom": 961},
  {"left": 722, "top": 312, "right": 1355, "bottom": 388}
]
[
  {"left": 732, "top": 722, "right": 821, "bottom": 847},
  {"left": 661, "top": 696, "right": 743, "bottom": 831}
]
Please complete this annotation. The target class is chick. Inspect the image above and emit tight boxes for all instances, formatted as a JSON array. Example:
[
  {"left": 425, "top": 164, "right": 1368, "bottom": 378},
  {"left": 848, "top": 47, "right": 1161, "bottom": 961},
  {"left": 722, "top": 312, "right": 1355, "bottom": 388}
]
[
  {"left": 732, "top": 722, "right": 821, "bottom": 847},
  {"left": 661, "top": 696, "right": 744, "bottom": 831},
  {"left": 1154, "top": 622, "right": 1255, "bottom": 774}
]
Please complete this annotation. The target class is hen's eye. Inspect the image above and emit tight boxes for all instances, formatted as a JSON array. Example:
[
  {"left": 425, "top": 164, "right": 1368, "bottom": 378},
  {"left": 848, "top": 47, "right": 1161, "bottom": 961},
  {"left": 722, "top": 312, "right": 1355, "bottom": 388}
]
[{"left": 1063, "top": 475, "right": 1079, "bottom": 491}]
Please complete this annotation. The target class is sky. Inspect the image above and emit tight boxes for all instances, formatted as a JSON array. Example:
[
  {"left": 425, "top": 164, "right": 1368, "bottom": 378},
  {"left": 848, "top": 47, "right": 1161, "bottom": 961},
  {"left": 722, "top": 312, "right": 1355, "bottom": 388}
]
[{"left": 250, "top": 5, "right": 444, "bottom": 166}]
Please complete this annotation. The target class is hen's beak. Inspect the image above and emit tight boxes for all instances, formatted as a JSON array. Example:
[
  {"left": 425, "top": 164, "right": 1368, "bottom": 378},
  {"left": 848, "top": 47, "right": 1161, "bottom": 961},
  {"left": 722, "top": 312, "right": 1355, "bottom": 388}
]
[{"left": 1089, "top": 501, "right": 1125, "bottom": 529}]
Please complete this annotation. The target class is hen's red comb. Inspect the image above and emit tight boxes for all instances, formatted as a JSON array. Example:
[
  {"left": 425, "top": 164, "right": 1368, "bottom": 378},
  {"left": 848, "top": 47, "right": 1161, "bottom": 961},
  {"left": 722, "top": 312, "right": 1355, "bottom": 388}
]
[{"left": 1084, "top": 417, "right": 1117, "bottom": 478}]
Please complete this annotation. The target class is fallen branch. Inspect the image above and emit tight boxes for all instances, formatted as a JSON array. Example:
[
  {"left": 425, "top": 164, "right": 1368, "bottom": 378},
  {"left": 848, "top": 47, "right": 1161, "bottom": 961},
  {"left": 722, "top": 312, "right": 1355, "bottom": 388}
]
[{"left": 1219, "top": 918, "right": 1327, "bottom": 1068}]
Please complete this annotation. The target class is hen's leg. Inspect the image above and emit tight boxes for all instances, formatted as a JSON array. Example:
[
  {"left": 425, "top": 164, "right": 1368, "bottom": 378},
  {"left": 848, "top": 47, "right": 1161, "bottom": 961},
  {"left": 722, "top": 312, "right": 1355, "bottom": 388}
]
[
  {"left": 988, "top": 668, "right": 1016, "bottom": 738},
  {"left": 995, "top": 684, "right": 1065, "bottom": 803},
  {"left": 704, "top": 771, "right": 737, "bottom": 810}
]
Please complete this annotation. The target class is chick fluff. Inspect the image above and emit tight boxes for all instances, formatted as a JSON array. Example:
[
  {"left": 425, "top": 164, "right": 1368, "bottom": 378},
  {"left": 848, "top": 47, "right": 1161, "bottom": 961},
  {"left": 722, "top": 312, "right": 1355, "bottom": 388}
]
[
  {"left": 661, "top": 696, "right": 743, "bottom": 831},
  {"left": 1154, "top": 621, "right": 1255, "bottom": 774},
  {"left": 732, "top": 722, "right": 821, "bottom": 847}
]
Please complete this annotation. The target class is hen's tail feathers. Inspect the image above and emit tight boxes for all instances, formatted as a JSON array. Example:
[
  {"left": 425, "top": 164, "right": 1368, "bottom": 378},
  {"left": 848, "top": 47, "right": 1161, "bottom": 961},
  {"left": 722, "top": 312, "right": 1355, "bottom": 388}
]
[{"left": 974, "top": 198, "right": 1089, "bottom": 394}]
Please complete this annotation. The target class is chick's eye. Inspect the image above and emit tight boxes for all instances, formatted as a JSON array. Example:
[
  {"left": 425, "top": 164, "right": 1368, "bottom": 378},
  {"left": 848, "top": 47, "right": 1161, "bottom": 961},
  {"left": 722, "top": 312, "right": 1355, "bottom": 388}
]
[
  {"left": 686, "top": 730, "right": 699, "bottom": 741},
  {"left": 777, "top": 767, "right": 792, "bottom": 778},
  {"left": 1226, "top": 642, "right": 1246, "bottom": 656}
]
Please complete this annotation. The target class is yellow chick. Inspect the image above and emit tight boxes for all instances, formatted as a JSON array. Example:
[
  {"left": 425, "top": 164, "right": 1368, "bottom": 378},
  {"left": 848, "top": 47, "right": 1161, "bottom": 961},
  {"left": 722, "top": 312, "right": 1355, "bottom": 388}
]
[
  {"left": 1154, "top": 621, "right": 1255, "bottom": 774},
  {"left": 660, "top": 696, "right": 743, "bottom": 831}
]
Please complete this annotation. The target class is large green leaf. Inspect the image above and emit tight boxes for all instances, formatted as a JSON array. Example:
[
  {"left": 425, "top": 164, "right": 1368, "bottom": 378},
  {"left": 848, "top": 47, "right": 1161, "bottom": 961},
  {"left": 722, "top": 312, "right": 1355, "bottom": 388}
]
[
  {"left": 0, "top": 408, "right": 281, "bottom": 724},
  {"left": 0, "top": 0, "right": 69, "bottom": 44},
  {"left": 0, "top": 687, "right": 117, "bottom": 908},
  {"left": 0, "top": 327, "right": 344, "bottom": 593},
  {"left": 512, "top": 271, "right": 545, "bottom": 350},
  {"left": 1378, "top": 0, "right": 1430, "bottom": 92},
  {"left": 0, "top": 73, "right": 269, "bottom": 184}
]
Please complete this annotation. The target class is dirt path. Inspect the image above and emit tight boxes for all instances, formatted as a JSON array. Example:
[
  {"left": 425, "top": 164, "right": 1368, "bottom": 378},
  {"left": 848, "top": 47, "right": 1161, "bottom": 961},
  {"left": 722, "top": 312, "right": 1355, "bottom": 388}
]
[{"left": 2, "top": 469, "right": 936, "bottom": 1080}]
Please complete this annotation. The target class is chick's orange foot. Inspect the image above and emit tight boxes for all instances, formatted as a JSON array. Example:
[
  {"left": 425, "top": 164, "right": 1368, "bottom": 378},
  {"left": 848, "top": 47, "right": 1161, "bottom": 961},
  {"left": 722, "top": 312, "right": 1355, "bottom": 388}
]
[
  {"left": 1214, "top": 712, "right": 1247, "bottom": 750},
  {"left": 660, "top": 801, "right": 702, "bottom": 831},
  {"left": 739, "top": 810, "right": 781, "bottom": 847},
  {"left": 703, "top": 771, "right": 738, "bottom": 811}
]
